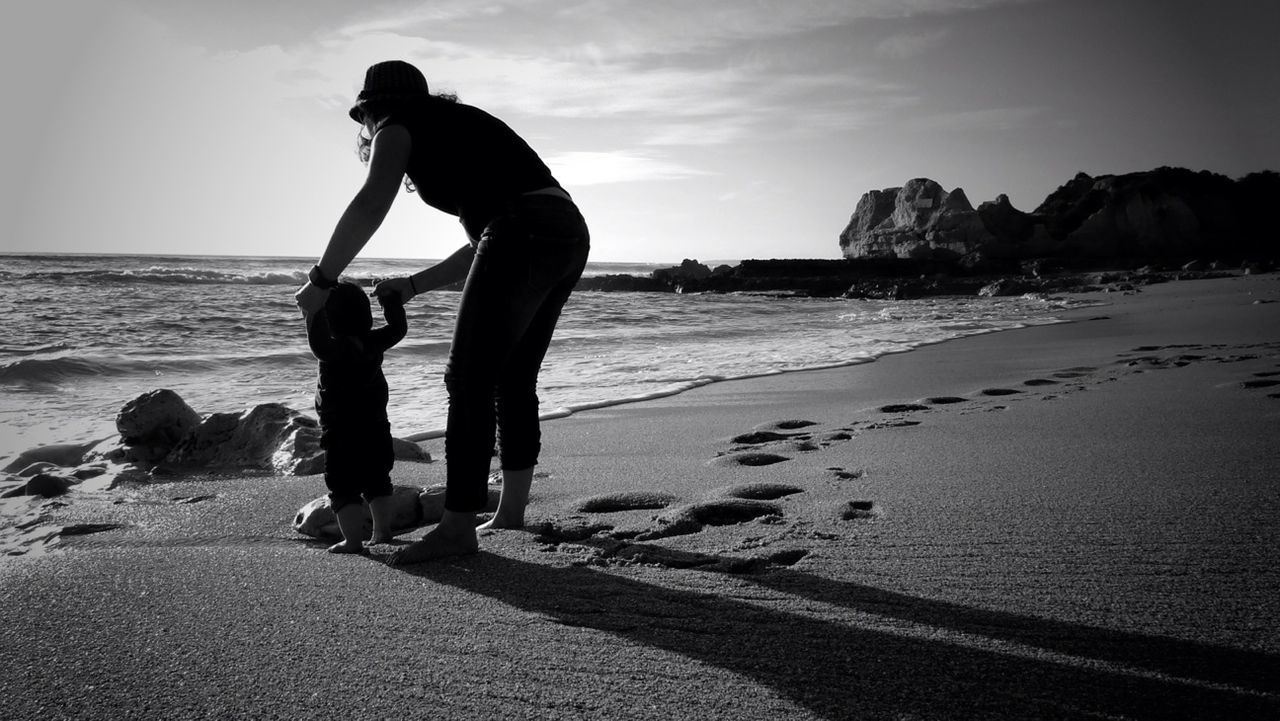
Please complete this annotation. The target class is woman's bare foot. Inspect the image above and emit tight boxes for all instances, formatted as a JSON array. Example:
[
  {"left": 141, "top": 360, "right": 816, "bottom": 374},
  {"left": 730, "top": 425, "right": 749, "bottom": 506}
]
[
  {"left": 477, "top": 467, "right": 533, "bottom": 530},
  {"left": 476, "top": 511, "right": 523, "bottom": 530},
  {"left": 387, "top": 527, "right": 477, "bottom": 564},
  {"left": 387, "top": 511, "right": 479, "bottom": 564},
  {"left": 368, "top": 532, "right": 395, "bottom": 545},
  {"left": 327, "top": 540, "right": 365, "bottom": 554}
]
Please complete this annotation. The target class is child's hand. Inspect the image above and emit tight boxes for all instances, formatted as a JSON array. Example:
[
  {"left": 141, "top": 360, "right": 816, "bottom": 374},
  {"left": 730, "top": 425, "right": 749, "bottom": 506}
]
[
  {"left": 374, "top": 277, "right": 413, "bottom": 305},
  {"left": 294, "top": 281, "right": 329, "bottom": 317}
]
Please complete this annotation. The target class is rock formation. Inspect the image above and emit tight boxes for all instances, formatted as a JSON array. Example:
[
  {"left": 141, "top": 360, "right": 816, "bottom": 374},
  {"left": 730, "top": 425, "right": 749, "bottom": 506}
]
[
  {"left": 165, "top": 403, "right": 320, "bottom": 473},
  {"left": 21, "top": 390, "right": 434, "bottom": 484},
  {"left": 840, "top": 167, "right": 1280, "bottom": 267},
  {"left": 115, "top": 389, "right": 202, "bottom": 464},
  {"left": 570, "top": 166, "right": 1276, "bottom": 299},
  {"left": 839, "top": 178, "right": 994, "bottom": 261}
]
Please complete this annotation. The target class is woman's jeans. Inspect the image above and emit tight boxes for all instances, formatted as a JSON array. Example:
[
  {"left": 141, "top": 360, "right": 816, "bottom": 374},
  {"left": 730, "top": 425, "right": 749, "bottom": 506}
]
[{"left": 443, "top": 195, "right": 589, "bottom": 512}]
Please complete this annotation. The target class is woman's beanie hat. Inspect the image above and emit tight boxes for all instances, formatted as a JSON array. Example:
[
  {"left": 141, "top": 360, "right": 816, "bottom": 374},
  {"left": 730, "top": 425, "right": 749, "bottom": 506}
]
[{"left": 349, "top": 60, "right": 430, "bottom": 122}]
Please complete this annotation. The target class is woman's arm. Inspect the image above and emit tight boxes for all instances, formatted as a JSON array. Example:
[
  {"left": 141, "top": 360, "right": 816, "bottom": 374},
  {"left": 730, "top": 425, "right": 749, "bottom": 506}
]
[
  {"left": 295, "top": 125, "right": 412, "bottom": 314},
  {"left": 411, "top": 244, "right": 475, "bottom": 292},
  {"left": 374, "top": 243, "right": 475, "bottom": 304}
]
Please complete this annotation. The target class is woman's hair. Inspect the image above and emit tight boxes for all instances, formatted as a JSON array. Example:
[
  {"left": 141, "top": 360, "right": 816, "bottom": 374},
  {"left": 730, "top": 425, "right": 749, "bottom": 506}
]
[{"left": 354, "top": 92, "right": 459, "bottom": 193}]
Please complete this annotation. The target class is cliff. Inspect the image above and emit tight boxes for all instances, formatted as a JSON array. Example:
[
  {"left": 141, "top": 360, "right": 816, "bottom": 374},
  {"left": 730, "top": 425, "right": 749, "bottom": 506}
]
[
  {"left": 573, "top": 166, "right": 1277, "bottom": 299},
  {"left": 840, "top": 167, "right": 1279, "bottom": 269}
]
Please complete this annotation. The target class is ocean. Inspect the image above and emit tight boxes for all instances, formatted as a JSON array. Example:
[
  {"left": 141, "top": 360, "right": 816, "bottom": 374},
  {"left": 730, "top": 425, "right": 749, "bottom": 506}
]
[{"left": 0, "top": 253, "right": 1100, "bottom": 461}]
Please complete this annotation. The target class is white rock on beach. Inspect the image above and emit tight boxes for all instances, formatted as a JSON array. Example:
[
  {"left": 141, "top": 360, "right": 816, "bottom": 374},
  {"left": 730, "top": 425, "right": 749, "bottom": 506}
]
[
  {"left": 417, "top": 483, "right": 501, "bottom": 525},
  {"left": 292, "top": 485, "right": 425, "bottom": 540},
  {"left": 292, "top": 483, "right": 502, "bottom": 540}
]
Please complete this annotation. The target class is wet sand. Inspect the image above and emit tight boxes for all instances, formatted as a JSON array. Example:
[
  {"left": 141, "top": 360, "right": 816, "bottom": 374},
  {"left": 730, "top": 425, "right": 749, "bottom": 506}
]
[{"left": 1, "top": 274, "right": 1278, "bottom": 720}]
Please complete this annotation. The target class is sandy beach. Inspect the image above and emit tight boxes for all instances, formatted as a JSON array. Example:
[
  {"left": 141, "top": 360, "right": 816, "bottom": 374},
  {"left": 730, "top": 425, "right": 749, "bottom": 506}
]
[{"left": 1, "top": 274, "right": 1278, "bottom": 720}]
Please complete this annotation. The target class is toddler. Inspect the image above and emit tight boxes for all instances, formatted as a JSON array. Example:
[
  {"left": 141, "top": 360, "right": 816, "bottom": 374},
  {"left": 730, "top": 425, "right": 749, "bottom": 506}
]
[{"left": 306, "top": 281, "right": 407, "bottom": 553}]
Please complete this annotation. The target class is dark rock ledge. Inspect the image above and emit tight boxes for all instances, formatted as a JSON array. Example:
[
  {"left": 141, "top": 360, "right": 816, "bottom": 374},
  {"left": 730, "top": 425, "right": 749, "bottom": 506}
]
[{"left": 575, "top": 166, "right": 1278, "bottom": 298}]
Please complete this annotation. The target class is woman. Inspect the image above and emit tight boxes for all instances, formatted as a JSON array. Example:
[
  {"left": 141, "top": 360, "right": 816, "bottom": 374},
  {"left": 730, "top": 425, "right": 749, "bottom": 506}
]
[{"left": 295, "top": 60, "right": 590, "bottom": 563}]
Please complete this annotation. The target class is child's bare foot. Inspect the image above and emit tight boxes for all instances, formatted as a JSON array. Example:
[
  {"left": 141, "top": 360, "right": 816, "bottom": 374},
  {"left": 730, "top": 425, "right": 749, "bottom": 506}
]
[
  {"left": 332, "top": 504, "right": 368, "bottom": 554},
  {"left": 326, "top": 540, "right": 366, "bottom": 554},
  {"left": 368, "top": 495, "right": 398, "bottom": 545}
]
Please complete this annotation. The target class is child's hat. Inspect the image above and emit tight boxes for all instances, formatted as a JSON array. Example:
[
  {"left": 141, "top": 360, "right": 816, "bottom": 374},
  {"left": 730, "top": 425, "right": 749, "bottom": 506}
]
[{"left": 349, "top": 60, "right": 431, "bottom": 122}]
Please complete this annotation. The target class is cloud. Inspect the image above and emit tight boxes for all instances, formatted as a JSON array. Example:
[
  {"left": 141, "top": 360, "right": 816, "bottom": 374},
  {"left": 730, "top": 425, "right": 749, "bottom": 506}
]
[
  {"left": 545, "top": 151, "right": 714, "bottom": 185},
  {"left": 875, "top": 29, "right": 950, "bottom": 59},
  {"left": 221, "top": 0, "right": 1048, "bottom": 147},
  {"left": 907, "top": 106, "right": 1046, "bottom": 131}
]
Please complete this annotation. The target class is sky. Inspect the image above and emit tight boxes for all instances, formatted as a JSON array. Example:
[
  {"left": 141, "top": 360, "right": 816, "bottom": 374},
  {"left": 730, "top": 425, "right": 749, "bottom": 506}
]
[{"left": 1, "top": 0, "right": 1276, "bottom": 264}]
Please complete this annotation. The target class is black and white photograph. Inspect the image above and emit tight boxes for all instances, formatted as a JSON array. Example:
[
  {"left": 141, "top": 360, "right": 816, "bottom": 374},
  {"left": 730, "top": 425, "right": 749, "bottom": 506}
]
[{"left": 1, "top": 1, "right": 1277, "bottom": 718}]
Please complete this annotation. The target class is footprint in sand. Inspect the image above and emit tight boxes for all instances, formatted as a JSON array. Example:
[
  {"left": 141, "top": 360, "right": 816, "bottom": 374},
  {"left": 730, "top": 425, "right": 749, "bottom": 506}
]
[
  {"left": 863, "top": 419, "right": 921, "bottom": 429},
  {"left": 739, "top": 419, "right": 819, "bottom": 438},
  {"left": 1023, "top": 378, "right": 1059, "bottom": 387},
  {"left": 718, "top": 482, "right": 805, "bottom": 500},
  {"left": 712, "top": 452, "right": 791, "bottom": 467},
  {"left": 637, "top": 498, "right": 784, "bottom": 540},
  {"left": 879, "top": 403, "right": 930, "bottom": 413},
  {"left": 574, "top": 491, "right": 678, "bottom": 514},
  {"left": 731, "top": 430, "right": 795, "bottom": 444},
  {"left": 579, "top": 540, "right": 808, "bottom": 573},
  {"left": 827, "top": 467, "right": 864, "bottom": 481},
  {"left": 1241, "top": 379, "right": 1280, "bottom": 390},
  {"left": 59, "top": 523, "right": 125, "bottom": 536},
  {"left": 840, "top": 500, "right": 877, "bottom": 521},
  {"left": 769, "top": 419, "right": 819, "bottom": 430},
  {"left": 927, "top": 396, "right": 968, "bottom": 405},
  {"left": 1052, "top": 366, "right": 1097, "bottom": 378},
  {"left": 981, "top": 388, "right": 1022, "bottom": 396},
  {"left": 531, "top": 518, "right": 616, "bottom": 544}
]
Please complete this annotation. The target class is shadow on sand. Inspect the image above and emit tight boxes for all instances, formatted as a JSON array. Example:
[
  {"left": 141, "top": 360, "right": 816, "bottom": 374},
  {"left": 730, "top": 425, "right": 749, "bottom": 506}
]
[{"left": 391, "top": 542, "right": 1278, "bottom": 720}]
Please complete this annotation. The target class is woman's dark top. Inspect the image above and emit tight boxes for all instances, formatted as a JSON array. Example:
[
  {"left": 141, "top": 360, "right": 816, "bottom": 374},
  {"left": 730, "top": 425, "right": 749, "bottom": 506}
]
[
  {"left": 373, "top": 99, "right": 563, "bottom": 240},
  {"left": 307, "top": 298, "right": 408, "bottom": 421}
]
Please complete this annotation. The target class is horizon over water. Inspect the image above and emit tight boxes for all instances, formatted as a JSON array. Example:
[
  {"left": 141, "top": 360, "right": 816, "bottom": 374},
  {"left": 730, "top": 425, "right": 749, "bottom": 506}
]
[
  {"left": 0, "top": 253, "right": 1102, "bottom": 461},
  {"left": 0, "top": 250, "right": 746, "bottom": 274}
]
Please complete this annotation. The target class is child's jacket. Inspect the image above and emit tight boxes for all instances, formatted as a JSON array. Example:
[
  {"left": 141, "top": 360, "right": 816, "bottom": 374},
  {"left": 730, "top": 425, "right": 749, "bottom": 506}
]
[{"left": 307, "top": 298, "right": 408, "bottom": 421}]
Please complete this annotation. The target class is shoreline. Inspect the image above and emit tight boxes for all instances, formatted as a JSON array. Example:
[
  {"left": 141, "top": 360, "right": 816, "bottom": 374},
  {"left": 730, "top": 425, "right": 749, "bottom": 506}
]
[
  {"left": 405, "top": 313, "right": 1089, "bottom": 443},
  {"left": 2, "top": 283, "right": 1099, "bottom": 462},
  {"left": 1, "top": 273, "right": 1277, "bottom": 719}
]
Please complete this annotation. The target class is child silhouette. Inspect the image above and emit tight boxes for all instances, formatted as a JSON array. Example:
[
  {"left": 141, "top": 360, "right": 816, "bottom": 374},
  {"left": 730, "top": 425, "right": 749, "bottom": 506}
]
[{"left": 305, "top": 280, "right": 408, "bottom": 553}]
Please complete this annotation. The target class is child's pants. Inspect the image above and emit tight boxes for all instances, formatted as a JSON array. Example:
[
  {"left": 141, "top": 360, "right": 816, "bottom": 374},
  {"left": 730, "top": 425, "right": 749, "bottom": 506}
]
[{"left": 321, "top": 417, "right": 394, "bottom": 511}]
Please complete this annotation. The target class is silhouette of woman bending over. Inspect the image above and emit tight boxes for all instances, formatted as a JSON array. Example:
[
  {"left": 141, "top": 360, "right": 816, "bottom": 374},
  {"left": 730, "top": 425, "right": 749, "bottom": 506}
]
[{"left": 295, "top": 60, "right": 590, "bottom": 563}]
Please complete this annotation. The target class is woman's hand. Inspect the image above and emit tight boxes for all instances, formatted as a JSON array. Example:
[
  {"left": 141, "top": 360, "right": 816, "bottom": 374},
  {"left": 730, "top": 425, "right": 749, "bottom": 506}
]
[
  {"left": 294, "top": 281, "right": 329, "bottom": 316},
  {"left": 374, "top": 276, "right": 415, "bottom": 305}
]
